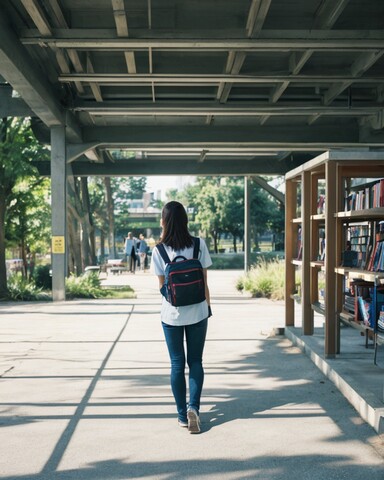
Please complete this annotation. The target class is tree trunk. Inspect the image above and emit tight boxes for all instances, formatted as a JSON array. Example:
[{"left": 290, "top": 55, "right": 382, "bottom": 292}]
[
  {"left": 233, "top": 235, "right": 237, "bottom": 253},
  {"left": 80, "top": 177, "right": 96, "bottom": 265},
  {"left": 212, "top": 231, "right": 218, "bottom": 254},
  {"left": 100, "top": 229, "right": 105, "bottom": 263},
  {"left": 68, "top": 203, "right": 83, "bottom": 275},
  {"left": 105, "top": 177, "right": 116, "bottom": 258},
  {"left": 0, "top": 188, "right": 8, "bottom": 297}
]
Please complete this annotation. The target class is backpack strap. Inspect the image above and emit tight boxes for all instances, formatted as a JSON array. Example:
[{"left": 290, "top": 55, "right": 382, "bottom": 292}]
[
  {"left": 156, "top": 238, "right": 200, "bottom": 263},
  {"left": 192, "top": 237, "right": 200, "bottom": 259},
  {"left": 156, "top": 243, "right": 171, "bottom": 265}
]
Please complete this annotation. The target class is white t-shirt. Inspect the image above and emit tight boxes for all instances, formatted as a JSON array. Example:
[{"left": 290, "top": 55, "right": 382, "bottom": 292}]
[{"left": 151, "top": 237, "right": 212, "bottom": 326}]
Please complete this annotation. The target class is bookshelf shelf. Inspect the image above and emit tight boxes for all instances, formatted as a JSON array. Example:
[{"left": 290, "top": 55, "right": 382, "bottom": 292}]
[
  {"left": 335, "top": 267, "right": 384, "bottom": 283},
  {"left": 311, "top": 214, "right": 325, "bottom": 221},
  {"left": 310, "top": 261, "right": 324, "bottom": 269},
  {"left": 336, "top": 208, "right": 384, "bottom": 219}
]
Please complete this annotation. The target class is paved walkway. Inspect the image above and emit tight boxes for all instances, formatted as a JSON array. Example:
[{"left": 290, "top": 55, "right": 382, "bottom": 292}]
[{"left": 0, "top": 270, "right": 383, "bottom": 479}]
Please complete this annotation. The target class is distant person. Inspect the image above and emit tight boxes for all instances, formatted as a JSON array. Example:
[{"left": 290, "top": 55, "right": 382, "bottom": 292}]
[
  {"left": 124, "top": 232, "right": 137, "bottom": 273},
  {"left": 138, "top": 233, "right": 148, "bottom": 271},
  {"left": 151, "top": 201, "right": 212, "bottom": 433}
]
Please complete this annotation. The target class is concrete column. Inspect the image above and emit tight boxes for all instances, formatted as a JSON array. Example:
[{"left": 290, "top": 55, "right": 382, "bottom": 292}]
[
  {"left": 244, "top": 176, "right": 251, "bottom": 272},
  {"left": 51, "top": 126, "right": 67, "bottom": 301}
]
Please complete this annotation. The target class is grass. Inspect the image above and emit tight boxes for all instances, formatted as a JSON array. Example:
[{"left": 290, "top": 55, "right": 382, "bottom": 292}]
[
  {"left": 66, "top": 273, "right": 136, "bottom": 300},
  {"left": 236, "top": 259, "right": 285, "bottom": 300},
  {"left": 101, "top": 286, "right": 136, "bottom": 299}
]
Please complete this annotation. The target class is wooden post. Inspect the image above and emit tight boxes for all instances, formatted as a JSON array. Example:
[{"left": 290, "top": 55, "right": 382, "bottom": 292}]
[
  {"left": 285, "top": 178, "right": 296, "bottom": 326},
  {"left": 325, "top": 160, "right": 337, "bottom": 357},
  {"left": 302, "top": 170, "right": 313, "bottom": 335}
]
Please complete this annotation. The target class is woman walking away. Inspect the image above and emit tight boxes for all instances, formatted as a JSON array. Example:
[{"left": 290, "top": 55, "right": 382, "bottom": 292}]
[{"left": 151, "top": 201, "right": 212, "bottom": 433}]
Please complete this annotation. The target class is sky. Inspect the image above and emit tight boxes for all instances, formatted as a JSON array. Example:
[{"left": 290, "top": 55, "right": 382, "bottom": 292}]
[
  {"left": 146, "top": 175, "right": 196, "bottom": 199},
  {"left": 145, "top": 175, "right": 285, "bottom": 199}
]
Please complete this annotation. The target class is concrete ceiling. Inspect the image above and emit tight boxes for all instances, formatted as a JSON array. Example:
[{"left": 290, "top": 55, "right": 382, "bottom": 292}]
[{"left": 1, "top": 0, "right": 384, "bottom": 175}]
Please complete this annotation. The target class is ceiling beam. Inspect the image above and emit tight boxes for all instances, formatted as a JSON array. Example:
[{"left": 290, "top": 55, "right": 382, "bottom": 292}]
[
  {"left": 313, "top": 0, "right": 351, "bottom": 30},
  {"left": 20, "top": 0, "right": 52, "bottom": 36},
  {"left": 20, "top": 36, "right": 384, "bottom": 51},
  {"left": 80, "top": 124, "right": 362, "bottom": 148},
  {"left": 0, "top": 9, "right": 81, "bottom": 142},
  {"left": 246, "top": 0, "right": 272, "bottom": 38},
  {"left": 252, "top": 176, "right": 285, "bottom": 204},
  {"left": 59, "top": 73, "right": 384, "bottom": 85},
  {"left": 86, "top": 53, "right": 103, "bottom": 102},
  {"left": 23, "top": 0, "right": 85, "bottom": 94},
  {"left": 33, "top": 157, "right": 304, "bottom": 177},
  {"left": 73, "top": 102, "right": 381, "bottom": 117},
  {"left": 111, "top": 0, "right": 137, "bottom": 74}
]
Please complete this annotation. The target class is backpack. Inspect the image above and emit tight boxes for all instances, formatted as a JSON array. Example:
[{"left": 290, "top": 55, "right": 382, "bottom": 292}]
[{"left": 156, "top": 237, "right": 206, "bottom": 307}]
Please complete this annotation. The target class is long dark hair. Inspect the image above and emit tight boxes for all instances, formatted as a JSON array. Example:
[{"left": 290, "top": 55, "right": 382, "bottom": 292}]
[{"left": 159, "top": 201, "right": 194, "bottom": 250}]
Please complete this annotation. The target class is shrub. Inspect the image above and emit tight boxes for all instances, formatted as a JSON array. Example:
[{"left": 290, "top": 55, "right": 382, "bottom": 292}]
[
  {"left": 33, "top": 264, "right": 52, "bottom": 290},
  {"left": 6, "top": 274, "right": 51, "bottom": 301},
  {"left": 65, "top": 272, "right": 107, "bottom": 299},
  {"left": 237, "top": 259, "right": 285, "bottom": 300}
]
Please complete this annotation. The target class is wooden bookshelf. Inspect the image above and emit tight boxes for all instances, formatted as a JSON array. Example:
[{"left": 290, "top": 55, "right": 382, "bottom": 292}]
[{"left": 285, "top": 151, "right": 384, "bottom": 359}]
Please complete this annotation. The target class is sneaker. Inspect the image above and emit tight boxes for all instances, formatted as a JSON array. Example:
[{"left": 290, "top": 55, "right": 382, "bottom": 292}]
[
  {"left": 187, "top": 407, "right": 201, "bottom": 434},
  {"left": 178, "top": 419, "right": 188, "bottom": 428}
]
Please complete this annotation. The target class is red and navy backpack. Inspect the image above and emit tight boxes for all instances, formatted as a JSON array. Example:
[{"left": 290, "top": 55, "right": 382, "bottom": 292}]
[{"left": 156, "top": 237, "right": 206, "bottom": 307}]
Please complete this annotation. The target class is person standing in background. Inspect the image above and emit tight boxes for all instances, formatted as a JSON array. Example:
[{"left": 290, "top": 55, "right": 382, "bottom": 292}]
[
  {"left": 124, "top": 232, "right": 137, "bottom": 273},
  {"left": 138, "top": 233, "right": 148, "bottom": 272}
]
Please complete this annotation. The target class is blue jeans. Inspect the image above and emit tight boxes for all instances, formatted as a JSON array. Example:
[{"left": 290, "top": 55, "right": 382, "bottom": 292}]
[{"left": 162, "top": 318, "right": 208, "bottom": 423}]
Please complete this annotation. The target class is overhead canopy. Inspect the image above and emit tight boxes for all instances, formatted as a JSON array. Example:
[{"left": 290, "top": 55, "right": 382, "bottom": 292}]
[{"left": 1, "top": 0, "right": 384, "bottom": 175}]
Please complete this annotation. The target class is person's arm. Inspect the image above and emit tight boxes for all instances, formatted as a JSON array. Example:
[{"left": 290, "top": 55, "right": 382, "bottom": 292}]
[
  {"left": 203, "top": 268, "right": 212, "bottom": 316},
  {"left": 157, "top": 275, "right": 165, "bottom": 290}
]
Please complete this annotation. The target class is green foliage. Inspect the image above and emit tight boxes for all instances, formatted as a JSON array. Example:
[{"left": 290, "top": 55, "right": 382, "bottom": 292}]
[
  {"left": 6, "top": 177, "right": 51, "bottom": 253},
  {"left": 0, "top": 118, "right": 50, "bottom": 296},
  {"left": 33, "top": 264, "right": 52, "bottom": 290},
  {"left": 65, "top": 273, "right": 108, "bottom": 299},
  {"left": 237, "top": 259, "right": 285, "bottom": 300},
  {"left": 6, "top": 273, "right": 51, "bottom": 301}
]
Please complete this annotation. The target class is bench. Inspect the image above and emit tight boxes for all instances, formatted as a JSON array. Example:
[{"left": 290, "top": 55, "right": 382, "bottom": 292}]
[
  {"left": 84, "top": 266, "right": 101, "bottom": 275},
  {"left": 106, "top": 259, "right": 128, "bottom": 275}
]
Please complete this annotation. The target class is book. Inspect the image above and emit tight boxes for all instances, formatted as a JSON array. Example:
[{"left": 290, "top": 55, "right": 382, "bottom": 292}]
[{"left": 357, "top": 296, "right": 371, "bottom": 326}]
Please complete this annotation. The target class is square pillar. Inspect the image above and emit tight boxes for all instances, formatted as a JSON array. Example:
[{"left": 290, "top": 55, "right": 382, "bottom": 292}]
[
  {"left": 51, "top": 126, "right": 67, "bottom": 301},
  {"left": 244, "top": 176, "right": 251, "bottom": 272}
]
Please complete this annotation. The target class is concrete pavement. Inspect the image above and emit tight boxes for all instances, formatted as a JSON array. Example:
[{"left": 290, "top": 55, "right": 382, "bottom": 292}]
[{"left": 0, "top": 270, "right": 383, "bottom": 479}]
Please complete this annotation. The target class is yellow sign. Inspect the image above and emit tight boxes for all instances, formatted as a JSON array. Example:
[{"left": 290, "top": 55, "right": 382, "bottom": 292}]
[{"left": 52, "top": 236, "right": 65, "bottom": 254}]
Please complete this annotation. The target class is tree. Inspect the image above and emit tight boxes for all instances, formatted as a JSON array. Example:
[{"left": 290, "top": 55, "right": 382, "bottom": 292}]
[
  {"left": 194, "top": 178, "right": 224, "bottom": 253},
  {"left": 6, "top": 177, "right": 51, "bottom": 275},
  {"left": 220, "top": 178, "right": 244, "bottom": 252},
  {"left": 0, "top": 117, "right": 49, "bottom": 297}
]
